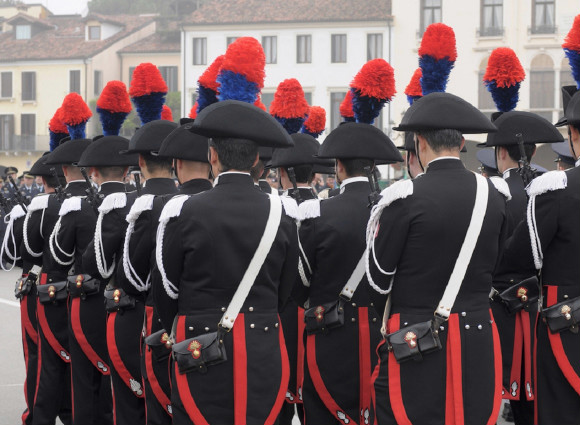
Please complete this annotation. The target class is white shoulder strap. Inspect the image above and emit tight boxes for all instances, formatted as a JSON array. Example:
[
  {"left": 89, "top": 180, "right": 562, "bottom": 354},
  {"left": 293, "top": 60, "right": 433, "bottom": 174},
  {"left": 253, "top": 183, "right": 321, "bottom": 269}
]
[
  {"left": 339, "top": 252, "right": 366, "bottom": 300},
  {"left": 435, "top": 173, "right": 489, "bottom": 318},
  {"left": 219, "top": 193, "right": 282, "bottom": 330}
]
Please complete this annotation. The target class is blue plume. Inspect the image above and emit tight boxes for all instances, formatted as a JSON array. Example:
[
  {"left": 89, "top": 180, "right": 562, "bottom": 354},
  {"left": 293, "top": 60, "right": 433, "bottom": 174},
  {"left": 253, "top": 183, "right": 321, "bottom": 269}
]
[
  {"left": 66, "top": 123, "right": 86, "bottom": 140},
  {"left": 132, "top": 92, "right": 166, "bottom": 125},
  {"left": 343, "top": 116, "right": 356, "bottom": 123},
  {"left": 96, "top": 108, "right": 129, "bottom": 136},
  {"left": 274, "top": 117, "right": 304, "bottom": 135},
  {"left": 351, "top": 88, "right": 386, "bottom": 125},
  {"left": 485, "top": 81, "right": 521, "bottom": 113},
  {"left": 196, "top": 84, "right": 219, "bottom": 113},
  {"left": 406, "top": 95, "right": 421, "bottom": 105},
  {"left": 564, "top": 49, "right": 580, "bottom": 89},
  {"left": 419, "top": 56, "right": 454, "bottom": 95},
  {"left": 216, "top": 70, "right": 260, "bottom": 104},
  {"left": 49, "top": 131, "right": 67, "bottom": 151}
]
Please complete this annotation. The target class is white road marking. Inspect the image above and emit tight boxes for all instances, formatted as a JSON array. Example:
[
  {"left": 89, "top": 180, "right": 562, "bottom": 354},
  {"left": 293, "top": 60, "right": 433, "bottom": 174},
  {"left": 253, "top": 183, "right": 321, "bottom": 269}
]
[{"left": 0, "top": 298, "right": 19, "bottom": 308}]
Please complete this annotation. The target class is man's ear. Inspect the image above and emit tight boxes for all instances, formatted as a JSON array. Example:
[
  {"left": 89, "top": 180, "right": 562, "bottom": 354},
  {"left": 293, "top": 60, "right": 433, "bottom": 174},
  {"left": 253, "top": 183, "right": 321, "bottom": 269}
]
[
  {"left": 252, "top": 152, "right": 259, "bottom": 168},
  {"left": 209, "top": 146, "right": 218, "bottom": 165}
]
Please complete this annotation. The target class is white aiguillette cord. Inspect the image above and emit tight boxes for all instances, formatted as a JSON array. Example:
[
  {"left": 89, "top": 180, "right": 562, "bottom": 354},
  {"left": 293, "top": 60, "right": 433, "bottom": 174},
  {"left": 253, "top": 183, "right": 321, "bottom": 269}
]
[{"left": 219, "top": 193, "right": 282, "bottom": 331}]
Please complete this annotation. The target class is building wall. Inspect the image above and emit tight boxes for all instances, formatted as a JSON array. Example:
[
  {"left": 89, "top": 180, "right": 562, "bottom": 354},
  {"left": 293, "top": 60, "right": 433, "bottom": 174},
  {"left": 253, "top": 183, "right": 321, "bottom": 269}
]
[
  {"left": 120, "top": 52, "right": 181, "bottom": 88},
  {"left": 0, "top": 4, "right": 50, "bottom": 21}
]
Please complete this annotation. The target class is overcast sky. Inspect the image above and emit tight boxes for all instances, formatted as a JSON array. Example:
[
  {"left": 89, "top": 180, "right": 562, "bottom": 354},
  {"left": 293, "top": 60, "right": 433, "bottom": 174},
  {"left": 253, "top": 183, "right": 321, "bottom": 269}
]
[{"left": 25, "top": 0, "right": 89, "bottom": 15}]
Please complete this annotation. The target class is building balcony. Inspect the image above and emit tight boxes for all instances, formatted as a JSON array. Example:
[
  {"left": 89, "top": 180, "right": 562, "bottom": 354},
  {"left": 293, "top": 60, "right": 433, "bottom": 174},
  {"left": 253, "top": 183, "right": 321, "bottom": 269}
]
[
  {"left": 0, "top": 134, "right": 50, "bottom": 152},
  {"left": 477, "top": 27, "right": 504, "bottom": 38},
  {"left": 528, "top": 25, "right": 557, "bottom": 35}
]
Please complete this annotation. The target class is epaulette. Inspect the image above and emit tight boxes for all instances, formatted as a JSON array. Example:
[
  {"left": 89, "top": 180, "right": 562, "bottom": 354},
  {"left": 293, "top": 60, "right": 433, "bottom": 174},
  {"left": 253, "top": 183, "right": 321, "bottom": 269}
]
[
  {"left": 374, "top": 179, "right": 414, "bottom": 209},
  {"left": 98, "top": 192, "right": 127, "bottom": 214},
  {"left": 126, "top": 194, "right": 155, "bottom": 224},
  {"left": 27, "top": 194, "right": 50, "bottom": 213},
  {"left": 526, "top": 170, "right": 567, "bottom": 197},
  {"left": 489, "top": 176, "right": 512, "bottom": 201},
  {"left": 317, "top": 188, "right": 330, "bottom": 199},
  {"left": 58, "top": 197, "right": 82, "bottom": 216},
  {"left": 280, "top": 195, "right": 299, "bottom": 220},
  {"left": 9, "top": 204, "right": 26, "bottom": 220},
  {"left": 158, "top": 194, "right": 190, "bottom": 223},
  {"left": 299, "top": 198, "right": 321, "bottom": 220}
]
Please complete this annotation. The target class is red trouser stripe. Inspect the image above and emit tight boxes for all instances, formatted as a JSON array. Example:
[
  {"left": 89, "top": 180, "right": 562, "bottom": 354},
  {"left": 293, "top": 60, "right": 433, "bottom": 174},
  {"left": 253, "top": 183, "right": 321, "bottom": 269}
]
[
  {"left": 487, "top": 309, "right": 503, "bottom": 425},
  {"left": 33, "top": 323, "right": 42, "bottom": 408},
  {"left": 233, "top": 314, "right": 248, "bottom": 425},
  {"left": 508, "top": 311, "right": 524, "bottom": 399},
  {"left": 174, "top": 316, "right": 209, "bottom": 425},
  {"left": 445, "top": 314, "right": 464, "bottom": 425},
  {"left": 296, "top": 307, "right": 305, "bottom": 403},
  {"left": 521, "top": 310, "right": 534, "bottom": 400},
  {"left": 533, "top": 317, "right": 539, "bottom": 425},
  {"left": 107, "top": 312, "right": 144, "bottom": 398},
  {"left": 546, "top": 286, "right": 580, "bottom": 395},
  {"left": 70, "top": 297, "right": 110, "bottom": 375},
  {"left": 145, "top": 306, "right": 153, "bottom": 336},
  {"left": 21, "top": 294, "right": 38, "bottom": 342},
  {"left": 144, "top": 344, "right": 172, "bottom": 414},
  {"left": 358, "top": 307, "right": 372, "bottom": 424},
  {"left": 21, "top": 315, "right": 31, "bottom": 424},
  {"left": 387, "top": 314, "right": 412, "bottom": 425},
  {"left": 265, "top": 317, "right": 291, "bottom": 425},
  {"left": 36, "top": 300, "right": 69, "bottom": 362}
]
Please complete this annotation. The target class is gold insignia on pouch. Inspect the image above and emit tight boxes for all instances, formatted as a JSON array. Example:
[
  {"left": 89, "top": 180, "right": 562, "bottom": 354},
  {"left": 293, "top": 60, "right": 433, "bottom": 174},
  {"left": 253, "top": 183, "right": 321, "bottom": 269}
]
[
  {"left": 113, "top": 289, "right": 121, "bottom": 303},
  {"left": 18, "top": 280, "right": 23, "bottom": 291},
  {"left": 315, "top": 306, "right": 325, "bottom": 322},
  {"left": 189, "top": 340, "right": 202, "bottom": 359},
  {"left": 517, "top": 287, "right": 528, "bottom": 302},
  {"left": 76, "top": 274, "right": 84, "bottom": 288},
  {"left": 404, "top": 331, "right": 417, "bottom": 348},
  {"left": 161, "top": 332, "right": 172, "bottom": 349},
  {"left": 561, "top": 305, "right": 572, "bottom": 321},
  {"left": 48, "top": 285, "right": 56, "bottom": 298}
]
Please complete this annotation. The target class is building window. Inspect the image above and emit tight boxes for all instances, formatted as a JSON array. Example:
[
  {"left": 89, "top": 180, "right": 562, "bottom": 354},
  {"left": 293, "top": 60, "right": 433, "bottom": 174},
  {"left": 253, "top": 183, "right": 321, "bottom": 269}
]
[
  {"left": 69, "top": 70, "right": 81, "bottom": 94},
  {"left": 480, "top": 0, "right": 503, "bottom": 36},
  {"left": 129, "top": 66, "right": 135, "bottom": 83},
  {"left": 227, "top": 37, "right": 238, "bottom": 46},
  {"left": 88, "top": 25, "right": 101, "bottom": 40},
  {"left": 1, "top": 72, "right": 12, "bottom": 98},
  {"left": 304, "top": 92, "right": 312, "bottom": 105},
  {"left": 560, "top": 58, "right": 576, "bottom": 109},
  {"left": 15, "top": 24, "right": 31, "bottom": 40},
  {"left": 297, "top": 35, "right": 311, "bottom": 64},
  {"left": 529, "top": 54, "right": 555, "bottom": 121},
  {"left": 94, "top": 70, "right": 103, "bottom": 96},
  {"left": 261, "top": 92, "right": 274, "bottom": 111},
  {"left": 21, "top": 72, "right": 36, "bottom": 101},
  {"left": 330, "top": 91, "right": 347, "bottom": 130},
  {"left": 532, "top": 0, "right": 555, "bottom": 34},
  {"left": 20, "top": 114, "right": 35, "bottom": 150},
  {"left": 159, "top": 66, "right": 178, "bottom": 92},
  {"left": 193, "top": 38, "right": 207, "bottom": 65},
  {"left": 262, "top": 36, "right": 277, "bottom": 64},
  {"left": 331, "top": 34, "right": 347, "bottom": 63},
  {"left": 367, "top": 33, "right": 383, "bottom": 60},
  {"left": 420, "top": 0, "right": 442, "bottom": 35},
  {"left": 478, "top": 59, "right": 496, "bottom": 119},
  {"left": 0, "top": 115, "right": 15, "bottom": 150}
]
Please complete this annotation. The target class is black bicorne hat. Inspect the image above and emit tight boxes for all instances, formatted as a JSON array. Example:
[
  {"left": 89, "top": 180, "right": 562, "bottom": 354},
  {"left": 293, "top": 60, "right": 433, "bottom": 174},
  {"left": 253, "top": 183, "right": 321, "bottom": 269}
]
[
  {"left": 555, "top": 86, "right": 579, "bottom": 127},
  {"left": 482, "top": 111, "right": 563, "bottom": 147},
  {"left": 269, "top": 133, "right": 319, "bottom": 168},
  {"left": 156, "top": 122, "right": 209, "bottom": 163},
  {"left": 122, "top": 120, "right": 179, "bottom": 155},
  {"left": 78, "top": 136, "right": 138, "bottom": 167},
  {"left": 29, "top": 152, "right": 64, "bottom": 177},
  {"left": 44, "top": 138, "right": 92, "bottom": 166}
]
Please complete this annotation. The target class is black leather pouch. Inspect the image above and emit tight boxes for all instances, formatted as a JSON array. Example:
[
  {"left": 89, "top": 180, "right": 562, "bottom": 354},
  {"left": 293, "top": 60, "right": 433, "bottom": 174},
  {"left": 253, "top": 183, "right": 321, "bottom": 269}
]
[
  {"left": 386, "top": 320, "right": 442, "bottom": 363},
  {"left": 543, "top": 296, "right": 580, "bottom": 334},
  {"left": 15, "top": 277, "right": 33, "bottom": 299},
  {"left": 304, "top": 300, "right": 345, "bottom": 334},
  {"left": 144, "top": 329, "right": 173, "bottom": 362},
  {"left": 498, "top": 276, "right": 539, "bottom": 314},
  {"left": 37, "top": 281, "right": 68, "bottom": 304},
  {"left": 172, "top": 331, "right": 227, "bottom": 374},
  {"left": 67, "top": 274, "right": 100, "bottom": 300},
  {"left": 104, "top": 287, "right": 136, "bottom": 312}
]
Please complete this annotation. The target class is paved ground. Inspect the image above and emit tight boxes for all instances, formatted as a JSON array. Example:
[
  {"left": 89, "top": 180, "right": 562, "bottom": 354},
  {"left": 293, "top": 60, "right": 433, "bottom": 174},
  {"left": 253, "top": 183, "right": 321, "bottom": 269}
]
[{"left": 0, "top": 267, "right": 508, "bottom": 425}]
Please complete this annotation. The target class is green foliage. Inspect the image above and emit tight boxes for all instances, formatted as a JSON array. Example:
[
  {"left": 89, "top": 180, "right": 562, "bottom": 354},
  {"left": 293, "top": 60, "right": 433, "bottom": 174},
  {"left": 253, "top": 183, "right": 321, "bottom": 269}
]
[{"left": 165, "top": 91, "right": 181, "bottom": 123}]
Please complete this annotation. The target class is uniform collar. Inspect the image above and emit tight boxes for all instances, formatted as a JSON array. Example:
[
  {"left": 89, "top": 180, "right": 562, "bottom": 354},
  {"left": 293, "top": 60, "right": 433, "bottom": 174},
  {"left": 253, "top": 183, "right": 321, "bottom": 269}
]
[
  {"left": 98, "top": 181, "right": 126, "bottom": 195},
  {"left": 143, "top": 177, "right": 178, "bottom": 195},
  {"left": 339, "top": 176, "right": 369, "bottom": 194},
  {"left": 502, "top": 167, "right": 518, "bottom": 179},
  {"left": 425, "top": 157, "right": 464, "bottom": 173},
  {"left": 179, "top": 178, "right": 213, "bottom": 195},
  {"left": 213, "top": 171, "right": 252, "bottom": 187}
]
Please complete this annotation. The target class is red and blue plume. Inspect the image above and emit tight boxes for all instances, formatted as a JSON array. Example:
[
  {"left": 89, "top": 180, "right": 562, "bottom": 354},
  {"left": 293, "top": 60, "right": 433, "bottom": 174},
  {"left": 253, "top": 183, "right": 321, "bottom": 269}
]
[
  {"left": 48, "top": 107, "right": 68, "bottom": 151},
  {"left": 129, "top": 62, "right": 168, "bottom": 125},
  {"left": 189, "top": 103, "right": 198, "bottom": 119},
  {"left": 350, "top": 58, "right": 396, "bottom": 124},
  {"left": 161, "top": 105, "right": 173, "bottom": 121},
  {"left": 301, "top": 106, "right": 326, "bottom": 138},
  {"left": 563, "top": 14, "right": 580, "bottom": 88},
  {"left": 269, "top": 78, "right": 310, "bottom": 134},
  {"left": 59, "top": 93, "right": 92, "bottom": 140},
  {"left": 197, "top": 55, "right": 225, "bottom": 113},
  {"left": 405, "top": 68, "right": 423, "bottom": 105},
  {"left": 483, "top": 48, "right": 525, "bottom": 112},
  {"left": 254, "top": 96, "right": 267, "bottom": 111},
  {"left": 96, "top": 80, "right": 131, "bottom": 136},
  {"left": 217, "top": 37, "right": 265, "bottom": 104},
  {"left": 340, "top": 91, "right": 355, "bottom": 122},
  {"left": 418, "top": 23, "right": 457, "bottom": 95}
]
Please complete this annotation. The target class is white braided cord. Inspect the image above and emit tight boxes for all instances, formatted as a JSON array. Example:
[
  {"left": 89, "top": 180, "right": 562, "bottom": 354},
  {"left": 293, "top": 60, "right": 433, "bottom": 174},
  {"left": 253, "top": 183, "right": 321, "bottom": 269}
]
[
  {"left": 94, "top": 211, "right": 115, "bottom": 279},
  {"left": 49, "top": 217, "right": 75, "bottom": 266},
  {"left": 23, "top": 210, "right": 43, "bottom": 258}
]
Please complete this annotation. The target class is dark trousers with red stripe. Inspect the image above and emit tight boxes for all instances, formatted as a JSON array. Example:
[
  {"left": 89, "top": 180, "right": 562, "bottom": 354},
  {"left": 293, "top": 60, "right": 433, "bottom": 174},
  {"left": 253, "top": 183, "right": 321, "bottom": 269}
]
[
  {"left": 33, "top": 300, "right": 72, "bottom": 425},
  {"left": 20, "top": 291, "right": 38, "bottom": 425}
]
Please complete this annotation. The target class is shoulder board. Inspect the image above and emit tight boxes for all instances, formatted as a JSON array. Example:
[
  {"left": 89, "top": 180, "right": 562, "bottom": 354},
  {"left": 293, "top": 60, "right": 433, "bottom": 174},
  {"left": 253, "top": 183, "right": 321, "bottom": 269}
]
[
  {"left": 158, "top": 194, "right": 189, "bottom": 223},
  {"left": 126, "top": 194, "right": 155, "bottom": 223},
  {"left": 526, "top": 170, "right": 567, "bottom": 197},
  {"left": 280, "top": 195, "right": 299, "bottom": 220},
  {"left": 299, "top": 198, "right": 321, "bottom": 220},
  {"left": 9, "top": 204, "right": 26, "bottom": 220},
  {"left": 98, "top": 192, "right": 127, "bottom": 214},
  {"left": 27, "top": 194, "right": 50, "bottom": 212},
  {"left": 59, "top": 197, "right": 82, "bottom": 216},
  {"left": 375, "top": 179, "right": 414, "bottom": 209},
  {"left": 489, "top": 176, "right": 512, "bottom": 201}
]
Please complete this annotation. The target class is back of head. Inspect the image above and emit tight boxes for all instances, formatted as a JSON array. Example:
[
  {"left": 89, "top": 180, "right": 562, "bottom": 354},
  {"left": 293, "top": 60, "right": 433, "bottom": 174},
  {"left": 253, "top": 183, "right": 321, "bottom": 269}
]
[{"left": 209, "top": 138, "right": 258, "bottom": 173}]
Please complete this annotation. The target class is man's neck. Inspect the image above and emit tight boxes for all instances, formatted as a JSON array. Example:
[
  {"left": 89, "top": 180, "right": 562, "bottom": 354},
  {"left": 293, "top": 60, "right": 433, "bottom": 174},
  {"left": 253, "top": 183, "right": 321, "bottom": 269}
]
[{"left": 144, "top": 173, "right": 172, "bottom": 181}]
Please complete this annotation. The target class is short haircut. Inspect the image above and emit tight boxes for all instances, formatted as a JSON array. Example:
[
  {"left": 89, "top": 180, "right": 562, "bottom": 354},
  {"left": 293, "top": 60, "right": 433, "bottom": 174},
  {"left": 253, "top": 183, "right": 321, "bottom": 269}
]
[
  {"left": 340, "top": 158, "right": 375, "bottom": 177},
  {"left": 416, "top": 129, "right": 463, "bottom": 152},
  {"left": 97, "top": 166, "right": 126, "bottom": 180},
  {"left": 250, "top": 159, "right": 265, "bottom": 181},
  {"left": 209, "top": 138, "right": 258, "bottom": 172},
  {"left": 142, "top": 153, "right": 173, "bottom": 174},
  {"left": 503, "top": 143, "right": 535, "bottom": 164},
  {"left": 284, "top": 164, "right": 314, "bottom": 184},
  {"left": 43, "top": 175, "right": 65, "bottom": 189}
]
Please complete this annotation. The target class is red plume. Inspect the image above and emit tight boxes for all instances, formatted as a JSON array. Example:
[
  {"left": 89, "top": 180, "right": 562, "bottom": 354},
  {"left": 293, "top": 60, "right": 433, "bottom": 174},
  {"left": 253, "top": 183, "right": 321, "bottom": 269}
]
[
  {"left": 199, "top": 55, "right": 225, "bottom": 91},
  {"left": 340, "top": 91, "right": 354, "bottom": 118},
  {"left": 129, "top": 63, "right": 168, "bottom": 97},
  {"left": 59, "top": 93, "right": 92, "bottom": 126},
  {"left": 483, "top": 48, "right": 525, "bottom": 88},
  {"left": 304, "top": 106, "right": 326, "bottom": 134},
  {"left": 97, "top": 81, "right": 132, "bottom": 113},
  {"left": 254, "top": 97, "right": 267, "bottom": 111},
  {"left": 269, "top": 79, "right": 309, "bottom": 118},
  {"left": 350, "top": 59, "right": 396, "bottom": 101},
  {"left": 220, "top": 37, "right": 266, "bottom": 88},
  {"left": 405, "top": 68, "right": 423, "bottom": 97},
  {"left": 418, "top": 23, "right": 457, "bottom": 61},
  {"left": 189, "top": 103, "right": 198, "bottom": 119},
  {"left": 49, "top": 107, "right": 68, "bottom": 134},
  {"left": 563, "top": 14, "right": 580, "bottom": 51},
  {"left": 161, "top": 105, "right": 173, "bottom": 121}
]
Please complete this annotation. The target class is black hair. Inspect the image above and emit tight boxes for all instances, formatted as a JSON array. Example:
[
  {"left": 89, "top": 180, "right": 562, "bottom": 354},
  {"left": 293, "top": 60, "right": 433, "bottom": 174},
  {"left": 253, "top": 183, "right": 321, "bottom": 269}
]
[
  {"left": 209, "top": 138, "right": 258, "bottom": 172},
  {"left": 340, "top": 158, "right": 375, "bottom": 177},
  {"left": 284, "top": 165, "right": 314, "bottom": 184},
  {"left": 503, "top": 143, "right": 535, "bottom": 164},
  {"left": 43, "top": 175, "right": 65, "bottom": 189},
  {"left": 97, "top": 166, "right": 126, "bottom": 179},
  {"left": 142, "top": 152, "right": 173, "bottom": 174},
  {"left": 415, "top": 129, "right": 463, "bottom": 152}
]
